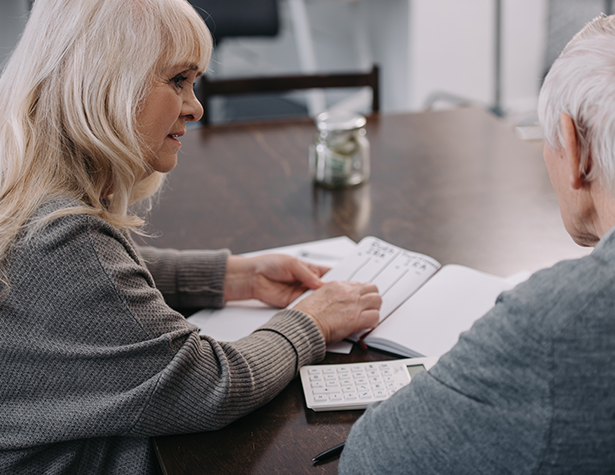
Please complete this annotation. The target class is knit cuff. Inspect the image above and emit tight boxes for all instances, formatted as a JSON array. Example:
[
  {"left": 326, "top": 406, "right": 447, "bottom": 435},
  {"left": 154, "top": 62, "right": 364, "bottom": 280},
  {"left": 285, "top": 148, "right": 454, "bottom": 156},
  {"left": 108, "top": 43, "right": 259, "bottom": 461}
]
[
  {"left": 254, "top": 308, "right": 326, "bottom": 372},
  {"left": 137, "top": 246, "right": 229, "bottom": 309},
  {"left": 175, "top": 250, "right": 229, "bottom": 308}
]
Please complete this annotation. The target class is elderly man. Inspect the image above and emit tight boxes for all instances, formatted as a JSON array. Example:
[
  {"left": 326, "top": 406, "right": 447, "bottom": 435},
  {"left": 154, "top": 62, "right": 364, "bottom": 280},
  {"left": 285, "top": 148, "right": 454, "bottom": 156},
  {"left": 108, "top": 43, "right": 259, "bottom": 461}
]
[{"left": 339, "top": 15, "right": 615, "bottom": 474}]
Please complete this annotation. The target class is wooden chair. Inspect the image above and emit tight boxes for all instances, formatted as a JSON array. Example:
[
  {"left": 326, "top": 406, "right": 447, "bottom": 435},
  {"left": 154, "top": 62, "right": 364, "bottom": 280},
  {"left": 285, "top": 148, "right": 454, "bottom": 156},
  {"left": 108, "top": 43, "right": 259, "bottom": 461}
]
[{"left": 199, "top": 65, "right": 380, "bottom": 125}]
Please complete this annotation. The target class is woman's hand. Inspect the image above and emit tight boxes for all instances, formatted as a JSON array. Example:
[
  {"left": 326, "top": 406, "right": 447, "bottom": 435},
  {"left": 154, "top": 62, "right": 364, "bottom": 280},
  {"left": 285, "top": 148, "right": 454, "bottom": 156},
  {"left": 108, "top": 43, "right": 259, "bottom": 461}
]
[
  {"left": 294, "top": 281, "right": 382, "bottom": 344},
  {"left": 224, "top": 254, "right": 329, "bottom": 307}
]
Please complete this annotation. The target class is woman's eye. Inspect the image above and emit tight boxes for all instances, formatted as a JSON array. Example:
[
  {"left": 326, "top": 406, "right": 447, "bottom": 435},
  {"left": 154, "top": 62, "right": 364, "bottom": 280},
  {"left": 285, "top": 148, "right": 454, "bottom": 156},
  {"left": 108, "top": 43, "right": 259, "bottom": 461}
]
[{"left": 172, "top": 74, "right": 188, "bottom": 89}]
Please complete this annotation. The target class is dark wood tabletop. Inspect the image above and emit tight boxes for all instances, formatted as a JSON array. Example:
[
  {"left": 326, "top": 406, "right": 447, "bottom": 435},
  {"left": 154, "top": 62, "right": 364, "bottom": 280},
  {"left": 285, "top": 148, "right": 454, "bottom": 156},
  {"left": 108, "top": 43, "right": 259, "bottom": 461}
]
[{"left": 148, "top": 108, "right": 589, "bottom": 475}]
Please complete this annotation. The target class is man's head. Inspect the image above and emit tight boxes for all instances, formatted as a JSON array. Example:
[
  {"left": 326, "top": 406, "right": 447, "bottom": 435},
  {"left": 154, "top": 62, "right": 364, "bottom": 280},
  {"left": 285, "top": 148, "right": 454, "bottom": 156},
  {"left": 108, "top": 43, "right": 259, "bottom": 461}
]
[
  {"left": 539, "top": 15, "right": 615, "bottom": 246},
  {"left": 539, "top": 15, "right": 615, "bottom": 196}
]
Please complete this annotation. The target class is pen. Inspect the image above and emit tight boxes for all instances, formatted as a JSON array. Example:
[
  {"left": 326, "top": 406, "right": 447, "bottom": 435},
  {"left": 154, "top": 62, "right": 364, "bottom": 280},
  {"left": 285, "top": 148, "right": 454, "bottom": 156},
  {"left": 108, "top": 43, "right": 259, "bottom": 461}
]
[{"left": 312, "top": 441, "right": 345, "bottom": 465}]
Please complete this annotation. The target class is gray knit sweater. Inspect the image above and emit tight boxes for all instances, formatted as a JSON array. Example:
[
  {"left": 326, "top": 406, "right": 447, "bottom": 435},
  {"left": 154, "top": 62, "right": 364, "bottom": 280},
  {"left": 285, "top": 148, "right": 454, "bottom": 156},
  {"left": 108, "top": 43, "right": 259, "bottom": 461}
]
[
  {"left": 0, "top": 199, "right": 326, "bottom": 474},
  {"left": 339, "top": 227, "right": 615, "bottom": 474}
]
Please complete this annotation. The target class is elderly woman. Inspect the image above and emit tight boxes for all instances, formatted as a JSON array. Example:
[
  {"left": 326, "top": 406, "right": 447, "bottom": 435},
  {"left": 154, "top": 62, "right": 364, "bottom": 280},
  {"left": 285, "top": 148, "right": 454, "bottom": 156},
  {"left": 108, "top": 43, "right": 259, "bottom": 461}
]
[
  {"left": 0, "top": 0, "right": 381, "bottom": 473},
  {"left": 339, "top": 15, "right": 615, "bottom": 475}
]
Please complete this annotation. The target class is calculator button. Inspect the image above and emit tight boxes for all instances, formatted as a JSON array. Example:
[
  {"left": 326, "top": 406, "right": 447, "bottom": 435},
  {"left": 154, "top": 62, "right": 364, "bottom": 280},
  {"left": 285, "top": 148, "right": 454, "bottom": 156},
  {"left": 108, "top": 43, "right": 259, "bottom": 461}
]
[
  {"left": 344, "top": 392, "right": 357, "bottom": 400},
  {"left": 308, "top": 368, "right": 321, "bottom": 375},
  {"left": 379, "top": 363, "right": 390, "bottom": 369},
  {"left": 366, "top": 364, "right": 377, "bottom": 371},
  {"left": 326, "top": 380, "right": 339, "bottom": 387},
  {"left": 353, "top": 372, "right": 366, "bottom": 379},
  {"left": 357, "top": 384, "right": 369, "bottom": 392},
  {"left": 324, "top": 374, "right": 337, "bottom": 381},
  {"left": 374, "top": 390, "right": 387, "bottom": 398},
  {"left": 323, "top": 367, "right": 336, "bottom": 374},
  {"left": 340, "top": 379, "right": 353, "bottom": 386},
  {"left": 336, "top": 366, "right": 350, "bottom": 373},
  {"left": 338, "top": 372, "right": 351, "bottom": 379},
  {"left": 381, "top": 370, "right": 392, "bottom": 376},
  {"left": 359, "top": 391, "right": 372, "bottom": 399},
  {"left": 354, "top": 377, "right": 368, "bottom": 385},
  {"left": 351, "top": 366, "right": 363, "bottom": 372},
  {"left": 314, "top": 394, "right": 328, "bottom": 402},
  {"left": 313, "top": 387, "right": 340, "bottom": 394},
  {"left": 342, "top": 386, "right": 355, "bottom": 393},
  {"left": 367, "top": 370, "right": 379, "bottom": 377},
  {"left": 384, "top": 376, "right": 395, "bottom": 382},
  {"left": 386, "top": 382, "right": 397, "bottom": 389},
  {"left": 309, "top": 375, "right": 323, "bottom": 381},
  {"left": 311, "top": 381, "right": 324, "bottom": 388},
  {"left": 330, "top": 393, "right": 343, "bottom": 401},
  {"left": 372, "top": 383, "right": 385, "bottom": 391},
  {"left": 369, "top": 377, "right": 382, "bottom": 384}
]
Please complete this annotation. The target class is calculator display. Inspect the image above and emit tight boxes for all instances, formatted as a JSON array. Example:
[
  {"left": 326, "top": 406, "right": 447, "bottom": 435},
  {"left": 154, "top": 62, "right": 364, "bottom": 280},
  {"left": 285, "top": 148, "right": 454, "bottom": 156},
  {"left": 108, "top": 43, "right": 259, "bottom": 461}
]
[{"left": 406, "top": 364, "right": 426, "bottom": 378}]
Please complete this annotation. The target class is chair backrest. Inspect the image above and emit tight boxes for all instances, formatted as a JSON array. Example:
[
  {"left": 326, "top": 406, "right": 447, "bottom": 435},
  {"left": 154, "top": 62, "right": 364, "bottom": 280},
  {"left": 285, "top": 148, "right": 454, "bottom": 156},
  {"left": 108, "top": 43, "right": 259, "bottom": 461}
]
[
  {"left": 188, "top": 0, "right": 279, "bottom": 44},
  {"left": 199, "top": 65, "right": 380, "bottom": 125}
]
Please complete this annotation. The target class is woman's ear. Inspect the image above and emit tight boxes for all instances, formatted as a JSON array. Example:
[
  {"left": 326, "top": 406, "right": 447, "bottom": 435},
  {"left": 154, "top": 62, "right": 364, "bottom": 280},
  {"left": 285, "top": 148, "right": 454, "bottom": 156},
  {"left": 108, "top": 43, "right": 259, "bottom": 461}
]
[{"left": 560, "top": 113, "right": 589, "bottom": 190}]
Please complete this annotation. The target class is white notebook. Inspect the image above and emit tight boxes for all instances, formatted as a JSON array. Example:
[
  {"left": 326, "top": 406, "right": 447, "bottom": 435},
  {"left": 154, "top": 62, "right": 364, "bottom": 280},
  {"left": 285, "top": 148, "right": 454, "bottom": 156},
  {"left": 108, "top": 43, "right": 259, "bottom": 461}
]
[
  {"left": 188, "top": 236, "right": 529, "bottom": 359},
  {"left": 290, "top": 236, "right": 528, "bottom": 358}
]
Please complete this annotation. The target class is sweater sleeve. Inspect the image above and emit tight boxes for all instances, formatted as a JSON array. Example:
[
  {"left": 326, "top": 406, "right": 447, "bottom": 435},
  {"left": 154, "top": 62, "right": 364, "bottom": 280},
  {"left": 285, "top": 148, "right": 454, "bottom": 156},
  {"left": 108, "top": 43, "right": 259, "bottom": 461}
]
[
  {"left": 90, "top": 222, "right": 327, "bottom": 436},
  {"left": 131, "top": 308, "right": 325, "bottom": 435},
  {"left": 136, "top": 245, "right": 228, "bottom": 309}
]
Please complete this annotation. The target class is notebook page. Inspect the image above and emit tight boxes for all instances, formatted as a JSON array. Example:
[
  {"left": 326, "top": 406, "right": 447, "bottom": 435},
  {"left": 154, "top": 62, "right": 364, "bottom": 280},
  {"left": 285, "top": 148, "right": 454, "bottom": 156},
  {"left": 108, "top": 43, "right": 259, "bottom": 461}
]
[
  {"left": 291, "top": 236, "right": 441, "bottom": 322},
  {"left": 366, "top": 264, "right": 518, "bottom": 358}
]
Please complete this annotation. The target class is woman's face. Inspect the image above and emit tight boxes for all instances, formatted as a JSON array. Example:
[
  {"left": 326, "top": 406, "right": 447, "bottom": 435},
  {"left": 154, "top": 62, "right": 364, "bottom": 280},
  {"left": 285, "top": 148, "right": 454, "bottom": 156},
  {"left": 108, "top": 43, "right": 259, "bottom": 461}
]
[{"left": 137, "top": 64, "right": 203, "bottom": 173}]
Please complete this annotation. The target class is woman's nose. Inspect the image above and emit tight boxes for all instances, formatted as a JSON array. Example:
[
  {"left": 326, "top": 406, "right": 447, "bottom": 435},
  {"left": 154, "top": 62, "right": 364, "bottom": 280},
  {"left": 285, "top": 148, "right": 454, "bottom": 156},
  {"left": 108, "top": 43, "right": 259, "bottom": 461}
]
[{"left": 182, "top": 87, "right": 204, "bottom": 122}]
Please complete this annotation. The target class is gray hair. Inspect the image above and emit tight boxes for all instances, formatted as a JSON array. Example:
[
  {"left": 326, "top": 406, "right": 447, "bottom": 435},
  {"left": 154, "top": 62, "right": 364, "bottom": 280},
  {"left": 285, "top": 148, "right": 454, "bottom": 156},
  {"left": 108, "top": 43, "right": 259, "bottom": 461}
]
[
  {"left": 539, "top": 14, "right": 615, "bottom": 194},
  {"left": 0, "top": 0, "right": 212, "bottom": 273}
]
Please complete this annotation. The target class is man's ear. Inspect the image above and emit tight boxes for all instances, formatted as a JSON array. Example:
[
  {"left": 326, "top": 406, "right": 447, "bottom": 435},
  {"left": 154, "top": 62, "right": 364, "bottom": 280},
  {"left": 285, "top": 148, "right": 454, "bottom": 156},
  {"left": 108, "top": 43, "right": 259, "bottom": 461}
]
[{"left": 560, "top": 113, "right": 588, "bottom": 190}]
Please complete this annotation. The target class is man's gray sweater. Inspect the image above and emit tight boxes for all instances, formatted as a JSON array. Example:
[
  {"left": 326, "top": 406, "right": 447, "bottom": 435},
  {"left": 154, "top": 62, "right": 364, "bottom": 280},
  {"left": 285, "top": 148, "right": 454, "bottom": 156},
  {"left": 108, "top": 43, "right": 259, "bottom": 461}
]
[{"left": 339, "top": 227, "right": 615, "bottom": 474}]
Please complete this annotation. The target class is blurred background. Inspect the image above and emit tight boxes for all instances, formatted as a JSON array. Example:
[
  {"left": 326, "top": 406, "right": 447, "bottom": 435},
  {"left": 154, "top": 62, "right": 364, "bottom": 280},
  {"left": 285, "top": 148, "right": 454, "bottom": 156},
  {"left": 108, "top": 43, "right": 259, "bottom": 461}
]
[{"left": 2, "top": 0, "right": 612, "bottom": 128}]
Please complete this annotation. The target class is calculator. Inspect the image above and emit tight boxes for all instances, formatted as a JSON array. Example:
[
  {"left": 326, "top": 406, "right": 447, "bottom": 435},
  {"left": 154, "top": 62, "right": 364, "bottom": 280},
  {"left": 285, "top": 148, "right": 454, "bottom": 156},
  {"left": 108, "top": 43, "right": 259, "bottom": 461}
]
[{"left": 300, "top": 357, "right": 438, "bottom": 412}]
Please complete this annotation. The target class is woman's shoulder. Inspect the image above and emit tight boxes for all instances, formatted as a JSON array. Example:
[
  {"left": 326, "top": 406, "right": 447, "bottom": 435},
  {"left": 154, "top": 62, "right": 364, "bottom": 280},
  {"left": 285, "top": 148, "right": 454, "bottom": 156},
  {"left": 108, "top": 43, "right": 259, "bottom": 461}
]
[
  {"left": 33, "top": 194, "right": 127, "bottom": 234},
  {"left": 17, "top": 195, "right": 138, "bottom": 267}
]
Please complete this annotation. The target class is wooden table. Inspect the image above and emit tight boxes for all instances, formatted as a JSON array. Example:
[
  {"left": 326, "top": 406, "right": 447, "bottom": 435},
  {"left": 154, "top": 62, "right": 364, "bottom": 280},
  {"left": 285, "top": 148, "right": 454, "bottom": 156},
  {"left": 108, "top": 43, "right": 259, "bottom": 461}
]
[{"left": 148, "top": 108, "right": 588, "bottom": 474}]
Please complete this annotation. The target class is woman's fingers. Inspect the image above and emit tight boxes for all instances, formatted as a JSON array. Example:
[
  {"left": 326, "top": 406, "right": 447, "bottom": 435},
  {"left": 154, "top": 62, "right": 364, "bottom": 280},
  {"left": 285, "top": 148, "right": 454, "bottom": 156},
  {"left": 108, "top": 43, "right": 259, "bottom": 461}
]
[
  {"left": 305, "top": 262, "right": 331, "bottom": 278},
  {"left": 358, "top": 282, "right": 379, "bottom": 295},
  {"left": 359, "top": 309, "right": 381, "bottom": 328},
  {"left": 287, "top": 259, "right": 324, "bottom": 289},
  {"left": 294, "top": 281, "right": 382, "bottom": 344},
  {"left": 359, "top": 292, "right": 382, "bottom": 311}
]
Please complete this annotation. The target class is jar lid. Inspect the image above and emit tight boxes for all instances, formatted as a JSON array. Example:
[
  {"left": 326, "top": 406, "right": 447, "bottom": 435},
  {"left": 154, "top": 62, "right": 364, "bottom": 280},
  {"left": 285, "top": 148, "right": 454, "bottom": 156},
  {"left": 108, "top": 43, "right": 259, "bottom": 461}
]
[{"left": 315, "top": 111, "right": 366, "bottom": 132}]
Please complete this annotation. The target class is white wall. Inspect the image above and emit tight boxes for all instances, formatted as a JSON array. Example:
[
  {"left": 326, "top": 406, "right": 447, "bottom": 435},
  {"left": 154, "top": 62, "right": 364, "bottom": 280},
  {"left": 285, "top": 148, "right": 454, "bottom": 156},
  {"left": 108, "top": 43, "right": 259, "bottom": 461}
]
[
  {"left": 217, "top": 0, "right": 549, "bottom": 117},
  {"left": 409, "top": 0, "right": 494, "bottom": 111},
  {"left": 408, "top": 0, "right": 549, "bottom": 114},
  {"left": 502, "top": 0, "right": 550, "bottom": 112}
]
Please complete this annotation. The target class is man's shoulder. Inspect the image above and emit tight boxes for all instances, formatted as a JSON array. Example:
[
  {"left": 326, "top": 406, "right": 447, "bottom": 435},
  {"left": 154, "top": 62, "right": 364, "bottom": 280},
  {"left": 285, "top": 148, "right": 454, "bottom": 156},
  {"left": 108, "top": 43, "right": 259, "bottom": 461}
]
[{"left": 505, "top": 240, "right": 615, "bottom": 319}]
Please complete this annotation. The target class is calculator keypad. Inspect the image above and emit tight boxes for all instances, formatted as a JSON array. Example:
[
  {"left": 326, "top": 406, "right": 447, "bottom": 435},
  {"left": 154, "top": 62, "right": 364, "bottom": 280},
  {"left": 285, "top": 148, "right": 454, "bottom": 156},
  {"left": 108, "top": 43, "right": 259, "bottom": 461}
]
[
  {"left": 300, "top": 357, "right": 437, "bottom": 412},
  {"left": 302, "top": 362, "right": 409, "bottom": 411}
]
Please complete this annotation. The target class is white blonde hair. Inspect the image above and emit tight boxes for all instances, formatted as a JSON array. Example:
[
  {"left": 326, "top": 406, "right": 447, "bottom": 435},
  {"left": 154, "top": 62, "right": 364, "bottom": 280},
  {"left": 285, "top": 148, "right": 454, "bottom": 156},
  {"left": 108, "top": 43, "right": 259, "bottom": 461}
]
[
  {"left": 0, "top": 0, "right": 211, "bottom": 273},
  {"left": 539, "top": 14, "right": 615, "bottom": 195}
]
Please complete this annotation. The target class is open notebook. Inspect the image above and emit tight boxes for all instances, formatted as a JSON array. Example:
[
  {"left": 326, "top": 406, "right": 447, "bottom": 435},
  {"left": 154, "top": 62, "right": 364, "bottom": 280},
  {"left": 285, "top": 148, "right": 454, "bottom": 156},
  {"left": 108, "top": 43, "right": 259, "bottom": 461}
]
[
  {"left": 188, "top": 236, "right": 529, "bottom": 358},
  {"left": 289, "top": 237, "right": 529, "bottom": 358}
]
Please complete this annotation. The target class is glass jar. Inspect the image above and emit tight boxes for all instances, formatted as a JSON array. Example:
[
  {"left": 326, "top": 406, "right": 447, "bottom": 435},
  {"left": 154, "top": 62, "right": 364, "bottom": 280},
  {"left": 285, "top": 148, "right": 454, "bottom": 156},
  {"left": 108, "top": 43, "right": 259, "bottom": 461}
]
[{"left": 309, "top": 111, "right": 370, "bottom": 188}]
